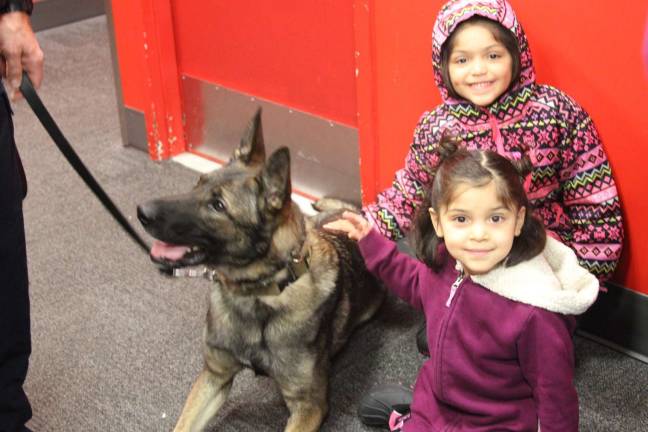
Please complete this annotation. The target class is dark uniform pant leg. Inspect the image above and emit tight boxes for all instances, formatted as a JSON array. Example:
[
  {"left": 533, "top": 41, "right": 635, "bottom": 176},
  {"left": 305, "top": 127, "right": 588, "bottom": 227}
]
[
  {"left": 0, "top": 207, "right": 31, "bottom": 432},
  {"left": 0, "top": 86, "right": 32, "bottom": 431}
]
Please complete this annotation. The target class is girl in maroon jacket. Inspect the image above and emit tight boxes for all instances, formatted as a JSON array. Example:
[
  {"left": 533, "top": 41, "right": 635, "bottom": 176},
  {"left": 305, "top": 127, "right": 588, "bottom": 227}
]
[{"left": 325, "top": 142, "right": 599, "bottom": 431}]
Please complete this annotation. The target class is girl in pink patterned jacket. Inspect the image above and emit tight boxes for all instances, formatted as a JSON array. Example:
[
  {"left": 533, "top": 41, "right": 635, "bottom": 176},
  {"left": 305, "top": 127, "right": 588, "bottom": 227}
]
[{"left": 365, "top": 0, "right": 623, "bottom": 282}]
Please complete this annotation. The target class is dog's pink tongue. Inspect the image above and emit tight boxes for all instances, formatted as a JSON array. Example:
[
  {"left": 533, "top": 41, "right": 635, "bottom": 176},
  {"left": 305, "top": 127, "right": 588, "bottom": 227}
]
[{"left": 151, "top": 240, "right": 191, "bottom": 261}]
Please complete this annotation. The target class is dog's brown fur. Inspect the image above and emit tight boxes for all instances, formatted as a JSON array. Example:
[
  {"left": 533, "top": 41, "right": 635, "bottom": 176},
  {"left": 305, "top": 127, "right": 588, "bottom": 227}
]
[{"left": 137, "top": 110, "right": 385, "bottom": 431}]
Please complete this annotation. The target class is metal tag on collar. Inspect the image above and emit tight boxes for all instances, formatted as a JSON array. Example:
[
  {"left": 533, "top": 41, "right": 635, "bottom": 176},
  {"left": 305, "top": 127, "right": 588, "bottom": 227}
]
[
  {"left": 173, "top": 267, "right": 207, "bottom": 278},
  {"left": 287, "top": 249, "right": 309, "bottom": 281}
]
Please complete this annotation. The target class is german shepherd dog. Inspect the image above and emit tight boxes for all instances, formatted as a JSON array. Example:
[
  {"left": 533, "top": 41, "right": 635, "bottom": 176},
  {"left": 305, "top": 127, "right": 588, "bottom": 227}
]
[{"left": 137, "top": 110, "right": 385, "bottom": 432}]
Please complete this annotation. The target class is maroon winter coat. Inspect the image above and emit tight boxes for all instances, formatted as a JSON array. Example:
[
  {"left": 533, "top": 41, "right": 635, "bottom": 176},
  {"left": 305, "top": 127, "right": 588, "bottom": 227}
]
[{"left": 358, "top": 229, "right": 598, "bottom": 431}]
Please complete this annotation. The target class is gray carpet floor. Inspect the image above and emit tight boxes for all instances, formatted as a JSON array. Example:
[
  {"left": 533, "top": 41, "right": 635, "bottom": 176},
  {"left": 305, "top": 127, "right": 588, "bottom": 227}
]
[{"left": 12, "top": 16, "right": 648, "bottom": 432}]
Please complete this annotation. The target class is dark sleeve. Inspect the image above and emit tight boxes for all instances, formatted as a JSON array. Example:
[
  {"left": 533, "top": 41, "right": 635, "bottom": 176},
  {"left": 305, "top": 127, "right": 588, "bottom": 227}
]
[
  {"left": 0, "top": 87, "right": 27, "bottom": 212},
  {"left": 518, "top": 309, "right": 579, "bottom": 432},
  {"left": 358, "top": 228, "right": 436, "bottom": 311},
  {"left": 362, "top": 109, "right": 447, "bottom": 240},
  {"left": 0, "top": 1, "right": 34, "bottom": 15}
]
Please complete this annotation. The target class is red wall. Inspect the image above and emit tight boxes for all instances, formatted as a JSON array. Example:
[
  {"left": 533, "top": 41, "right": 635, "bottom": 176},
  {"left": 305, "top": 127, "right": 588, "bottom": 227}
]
[
  {"left": 110, "top": 0, "right": 146, "bottom": 109},
  {"left": 110, "top": 1, "right": 648, "bottom": 293},
  {"left": 112, "top": 0, "right": 358, "bottom": 126},
  {"left": 170, "top": 1, "right": 358, "bottom": 128}
]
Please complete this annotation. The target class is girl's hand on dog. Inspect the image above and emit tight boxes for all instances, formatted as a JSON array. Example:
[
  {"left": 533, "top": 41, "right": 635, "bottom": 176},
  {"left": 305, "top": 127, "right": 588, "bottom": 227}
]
[{"left": 323, "top": 211, "right": 373, "bottom": 241}]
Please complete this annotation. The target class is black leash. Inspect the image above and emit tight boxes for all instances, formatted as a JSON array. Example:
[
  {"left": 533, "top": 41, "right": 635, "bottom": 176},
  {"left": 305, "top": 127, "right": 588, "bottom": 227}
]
[{"left": 19, "top": 73, "right": 151, "bottom": 255}]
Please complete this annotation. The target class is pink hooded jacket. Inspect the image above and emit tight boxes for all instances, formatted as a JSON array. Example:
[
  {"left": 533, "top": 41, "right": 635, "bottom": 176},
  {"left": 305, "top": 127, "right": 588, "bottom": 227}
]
[{"left": 364, "top": 0, "right": 623, "bottom": 282}]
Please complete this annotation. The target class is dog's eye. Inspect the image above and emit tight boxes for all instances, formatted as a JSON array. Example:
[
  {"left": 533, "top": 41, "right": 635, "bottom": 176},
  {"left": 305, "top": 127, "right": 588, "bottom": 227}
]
[{"left": 208, "top": 198, "right": 226, "bottom": 212}]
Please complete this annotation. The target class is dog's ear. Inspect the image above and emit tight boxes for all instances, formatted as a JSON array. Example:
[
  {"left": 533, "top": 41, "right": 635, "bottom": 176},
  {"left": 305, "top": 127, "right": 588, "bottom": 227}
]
[
  {"left": 261, "top": 147, "right": 291, "bottom": 212},
  {"left": 231, "top": 108, "right": 266, "bottom": 167}
]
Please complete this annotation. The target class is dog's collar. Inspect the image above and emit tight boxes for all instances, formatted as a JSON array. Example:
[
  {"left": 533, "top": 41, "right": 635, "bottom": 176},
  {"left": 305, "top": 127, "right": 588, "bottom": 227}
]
[
  {"left": 233, "top": 249, "right": 311, "bottom": 295},
  {"left": 172, "top": 249, "right": 310, "bottom": 295},
  {"left": 281, "top": 249, "right": 310, "bottom": 290}
]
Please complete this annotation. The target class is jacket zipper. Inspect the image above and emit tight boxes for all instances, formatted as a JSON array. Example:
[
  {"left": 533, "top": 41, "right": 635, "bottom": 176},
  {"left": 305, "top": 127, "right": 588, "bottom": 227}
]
[
  {"left": 485, "top": 109, "right": 505, "bottom": 154},
  {"left": 435, "top": 270, "right": 466, "bottom": 403},
  {"left": 445, "top": 272, "right": 464, "bottom": 307}
]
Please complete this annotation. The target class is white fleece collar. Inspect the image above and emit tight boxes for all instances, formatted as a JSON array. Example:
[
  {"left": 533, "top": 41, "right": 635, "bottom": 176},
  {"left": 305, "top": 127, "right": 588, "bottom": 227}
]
[{"left": 466, "top": 237, "right": 599, "bottom": 315}]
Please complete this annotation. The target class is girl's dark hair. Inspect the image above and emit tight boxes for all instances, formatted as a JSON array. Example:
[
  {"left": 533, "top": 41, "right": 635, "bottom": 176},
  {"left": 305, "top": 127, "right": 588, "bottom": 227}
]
[
  {"left": 411, "top": 135, "right": 546, "bottom": 271},
  {"left": 440, "top": 16, "right": 521, "bottom": 101}
]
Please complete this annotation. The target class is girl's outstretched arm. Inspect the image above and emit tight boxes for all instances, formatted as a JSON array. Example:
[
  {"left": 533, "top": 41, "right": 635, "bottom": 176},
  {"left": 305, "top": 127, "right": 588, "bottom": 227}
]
[{"left": 325, "top": 213, "right": 435, "bottom": 310}]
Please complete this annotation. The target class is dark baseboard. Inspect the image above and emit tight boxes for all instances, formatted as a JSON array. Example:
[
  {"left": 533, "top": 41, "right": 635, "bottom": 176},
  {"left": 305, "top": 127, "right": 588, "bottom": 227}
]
[
  {"left": 578, "top": 281, "right": 648, "bottom": 364},
  {"left": 32, "top": 0, "right": 105, "bottom": 32}
]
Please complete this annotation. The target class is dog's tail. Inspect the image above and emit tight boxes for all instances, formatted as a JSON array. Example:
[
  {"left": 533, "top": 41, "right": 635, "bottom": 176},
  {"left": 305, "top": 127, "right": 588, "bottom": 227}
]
[
  {"left": 311, "top": 197, "right": 359, "bottom": 213},
  {"left": 311, "top": 197, "right": 362, "bottom": 229}
]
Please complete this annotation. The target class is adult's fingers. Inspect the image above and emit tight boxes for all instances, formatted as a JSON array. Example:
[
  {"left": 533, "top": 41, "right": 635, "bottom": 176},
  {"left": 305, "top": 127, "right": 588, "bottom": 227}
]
[
  {"left": 23, "top": 44, "right": 44, "bottom": 89},
  {"left": 4, "top": 48, "right": 23, "bottom": 90}
]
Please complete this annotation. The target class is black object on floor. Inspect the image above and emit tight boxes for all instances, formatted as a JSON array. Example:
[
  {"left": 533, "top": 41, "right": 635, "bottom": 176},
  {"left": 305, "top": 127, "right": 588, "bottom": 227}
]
[{"left": 358, "top": 383, "right": 413, "bottom": 427}]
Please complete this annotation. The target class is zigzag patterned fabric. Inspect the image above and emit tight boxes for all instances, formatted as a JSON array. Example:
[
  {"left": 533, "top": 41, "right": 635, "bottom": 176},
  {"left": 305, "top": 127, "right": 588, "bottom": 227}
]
[{"left": 364, "top": 0, "right": 623, "bottom": 282}]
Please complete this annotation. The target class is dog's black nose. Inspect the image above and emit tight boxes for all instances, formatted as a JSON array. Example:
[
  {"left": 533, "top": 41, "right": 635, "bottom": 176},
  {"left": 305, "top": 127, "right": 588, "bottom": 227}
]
[{"left": 137, "top": 204, "right": 154, "bottom": 227}]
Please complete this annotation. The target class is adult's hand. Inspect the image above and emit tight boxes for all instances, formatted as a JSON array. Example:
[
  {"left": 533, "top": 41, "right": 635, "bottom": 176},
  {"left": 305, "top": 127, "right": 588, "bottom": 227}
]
[{"left": 0, "top": 11, "right": 43, "bottom": 99}]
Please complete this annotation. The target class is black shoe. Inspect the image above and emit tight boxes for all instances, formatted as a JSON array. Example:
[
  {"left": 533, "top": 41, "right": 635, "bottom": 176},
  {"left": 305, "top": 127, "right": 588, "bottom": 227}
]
[
  {"left": 416, "top": 321, "right": 429, "bottom": 357},
  {"left": 358, "top": 383, "right": 413, "bottom": 427}
]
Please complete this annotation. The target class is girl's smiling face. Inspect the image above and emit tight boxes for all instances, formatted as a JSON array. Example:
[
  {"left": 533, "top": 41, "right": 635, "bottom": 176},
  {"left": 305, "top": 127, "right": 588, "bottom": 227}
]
[
  {"left": 430, "top": 180, "right": 525, "bottom": 276},
  {"left": 447, "top": 23, "right": 513, "bottom": 107}
]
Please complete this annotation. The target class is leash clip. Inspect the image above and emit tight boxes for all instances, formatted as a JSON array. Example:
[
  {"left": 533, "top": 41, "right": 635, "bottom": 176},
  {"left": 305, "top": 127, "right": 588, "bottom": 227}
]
[
  {"left": 172, "top": 266, "right": 218, "bottom": 282},
  {"left": 172, "top": 267, "right": 204, "bottom": 278}
]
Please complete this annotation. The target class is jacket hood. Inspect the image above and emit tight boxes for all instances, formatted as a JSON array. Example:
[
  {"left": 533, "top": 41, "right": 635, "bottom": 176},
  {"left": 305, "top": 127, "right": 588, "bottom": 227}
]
[
  {"left": 468, "top": 237, "right": 599, "bottom": 315},
  {"left": 432, "top": 0, "right": 536, "bottom": 104}
]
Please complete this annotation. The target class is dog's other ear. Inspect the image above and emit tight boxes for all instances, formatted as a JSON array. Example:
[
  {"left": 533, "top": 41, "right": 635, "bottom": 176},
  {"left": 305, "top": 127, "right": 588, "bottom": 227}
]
[
  {"left": 232, "top": 108, "right": 266, "bottom": 167},
  {"left": 261, "top": 147, "right": 291, "bottom": 212}
]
